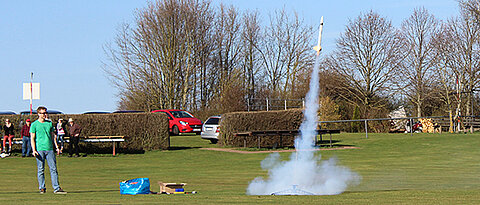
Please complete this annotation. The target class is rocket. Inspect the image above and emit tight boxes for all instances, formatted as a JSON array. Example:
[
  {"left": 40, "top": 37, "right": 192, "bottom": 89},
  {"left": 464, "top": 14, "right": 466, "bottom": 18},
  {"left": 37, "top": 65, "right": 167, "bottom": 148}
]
[{"left": 312, "top": 16, "right": 324, "bottom": 56}]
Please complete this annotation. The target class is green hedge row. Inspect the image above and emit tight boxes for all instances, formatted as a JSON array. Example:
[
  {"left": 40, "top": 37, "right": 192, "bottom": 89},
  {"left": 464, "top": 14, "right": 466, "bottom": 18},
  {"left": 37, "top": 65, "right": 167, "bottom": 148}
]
[
  {"left": 0, "top": 113, "right": 169, "bottom": 152},
  {"left": 218, "top": 109, "right": 304, "bottom": 147}
]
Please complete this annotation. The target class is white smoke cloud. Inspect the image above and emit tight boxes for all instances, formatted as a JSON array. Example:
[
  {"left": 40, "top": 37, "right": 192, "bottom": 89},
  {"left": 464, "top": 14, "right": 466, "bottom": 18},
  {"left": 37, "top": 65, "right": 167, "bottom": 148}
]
[
  {"left": 246, "top": 56, "right": 361, "bottom": 195},
  {"left": 247, "top": 153, "right": 361, "bottom": 195}
]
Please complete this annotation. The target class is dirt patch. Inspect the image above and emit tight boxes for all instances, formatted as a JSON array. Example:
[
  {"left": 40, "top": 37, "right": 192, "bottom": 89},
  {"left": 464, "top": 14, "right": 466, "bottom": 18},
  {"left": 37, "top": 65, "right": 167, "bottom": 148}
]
[{"left": 199, "top": 146, "right": 358, "bottom": 154}]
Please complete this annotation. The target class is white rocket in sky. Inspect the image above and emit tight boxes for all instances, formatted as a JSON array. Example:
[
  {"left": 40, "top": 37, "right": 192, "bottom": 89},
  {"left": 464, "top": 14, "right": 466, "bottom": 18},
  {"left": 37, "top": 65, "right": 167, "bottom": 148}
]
[{"left": 312, "top": 16, "right": 324, "bottom": 56}]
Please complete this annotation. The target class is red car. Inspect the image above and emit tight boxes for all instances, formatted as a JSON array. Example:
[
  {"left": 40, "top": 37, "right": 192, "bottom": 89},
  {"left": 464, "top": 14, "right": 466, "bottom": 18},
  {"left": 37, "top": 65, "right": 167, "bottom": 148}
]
[{"left": 152, "top": 109, "right": 203, "bottom": 135}]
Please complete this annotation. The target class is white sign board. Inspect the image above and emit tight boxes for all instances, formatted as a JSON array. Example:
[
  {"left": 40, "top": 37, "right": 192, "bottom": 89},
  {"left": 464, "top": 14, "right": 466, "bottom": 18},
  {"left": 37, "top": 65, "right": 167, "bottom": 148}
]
[{"left": 23, "top": 83, "right": 40, "bottom": 100}]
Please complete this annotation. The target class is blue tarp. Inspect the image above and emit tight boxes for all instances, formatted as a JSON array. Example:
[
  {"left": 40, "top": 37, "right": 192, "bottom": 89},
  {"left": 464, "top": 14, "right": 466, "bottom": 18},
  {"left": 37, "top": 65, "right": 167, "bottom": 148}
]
[{"left": 119, "top": 178, "right": 150, "bottom": 195}]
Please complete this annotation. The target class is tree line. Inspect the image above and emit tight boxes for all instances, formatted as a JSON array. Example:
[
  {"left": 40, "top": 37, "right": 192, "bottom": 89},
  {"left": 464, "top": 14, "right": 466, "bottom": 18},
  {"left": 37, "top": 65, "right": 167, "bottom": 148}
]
[{"left": 103, "top": 0, "right": 480, "bottom": 131}]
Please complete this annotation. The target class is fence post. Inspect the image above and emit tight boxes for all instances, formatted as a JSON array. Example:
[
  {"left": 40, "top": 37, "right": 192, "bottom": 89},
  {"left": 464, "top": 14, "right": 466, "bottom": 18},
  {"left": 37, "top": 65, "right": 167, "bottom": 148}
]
[
  {"left": 470, "top": 116, "right": 474, "bottom": 133},
  {"left": 284, "top": 100, "right": 287, "bottom": 110},
  {"left": 266, "top": 98, "right": 269, "bottom": 111},
  {"left": 247, "top": 98, "right": 250, "bottom": 112},
  {"left": 364, "top": 120, "right": 368, "bottom": 139},
  {"left": 410, "top": 118, "right": 413, "bottom": 136}
]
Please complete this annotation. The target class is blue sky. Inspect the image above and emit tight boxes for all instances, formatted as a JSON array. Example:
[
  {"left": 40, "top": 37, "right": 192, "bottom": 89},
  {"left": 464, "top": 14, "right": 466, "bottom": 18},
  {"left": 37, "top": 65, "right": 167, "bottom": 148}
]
[{"left": 0, "top": 0, "right": 459, "bottom": 114}]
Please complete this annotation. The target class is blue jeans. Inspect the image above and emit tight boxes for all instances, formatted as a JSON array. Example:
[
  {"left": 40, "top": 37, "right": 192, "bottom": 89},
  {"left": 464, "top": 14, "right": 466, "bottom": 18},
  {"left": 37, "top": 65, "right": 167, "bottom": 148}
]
[
  {"left": 36, "top": 150, "right": 61, "bottom": 191},
  {"left": 22, "top": 136, "right": 32, "bottom": 156},
  {"left": 57, "top": 134, "right": 64, "bottom": 149}
]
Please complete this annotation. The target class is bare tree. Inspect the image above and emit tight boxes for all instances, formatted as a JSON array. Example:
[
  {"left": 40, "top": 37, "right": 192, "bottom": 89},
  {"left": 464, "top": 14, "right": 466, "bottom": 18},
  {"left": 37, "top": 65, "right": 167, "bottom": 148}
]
[
  {"left": 446, "top": 11, "right": 480, "bottom": 124},
  {"left": 258, "top": 8, "right": 314, "bottom": 98},
  {"left": 431, "top": 24, "right": 456, "bottom": 132},
  {"left": 208, "top": 4, "right": 245, "bottom": 112},
  {"left": 327, "top": 11, "right": 404, "bottom": 117},
  {"left": 460, "top": 0, "right": 480, "bottom": 23},
  {"left": 399, "top": 7, "right": 440, "bottom": 117},
  {"left": 240, "top": 10, "right": 262, "bottom": 101},
  {"left": 103, "top": 0, "right": 213, "bottom": 111}
]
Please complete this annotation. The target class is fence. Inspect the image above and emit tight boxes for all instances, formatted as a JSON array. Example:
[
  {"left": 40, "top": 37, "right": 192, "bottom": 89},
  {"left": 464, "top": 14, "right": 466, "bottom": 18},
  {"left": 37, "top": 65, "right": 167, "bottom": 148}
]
[
  {"left": 247, "top": 98, "right": 304, "bottom": 111},
  {"left": 318, "top": 115, "right": 480, "bottom": 139}
]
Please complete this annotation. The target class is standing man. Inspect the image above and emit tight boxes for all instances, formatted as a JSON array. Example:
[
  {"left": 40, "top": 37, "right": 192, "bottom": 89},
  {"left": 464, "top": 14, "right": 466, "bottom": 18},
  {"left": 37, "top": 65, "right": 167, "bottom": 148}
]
[
  {"left": 30, "top": 106, "right": 67, "bottom": 194},
  {"left": 67, "top": 118, "right": 82, "bottom": 157},
  {"left": 21, "top": 119, "right": 32, "bottom": 157}
]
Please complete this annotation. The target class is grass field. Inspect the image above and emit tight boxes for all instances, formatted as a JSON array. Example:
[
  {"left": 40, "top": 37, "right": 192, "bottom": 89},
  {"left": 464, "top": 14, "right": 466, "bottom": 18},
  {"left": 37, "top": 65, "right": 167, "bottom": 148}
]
[{"left": 0, "top": 132, "right": 479, "bottom": 204}]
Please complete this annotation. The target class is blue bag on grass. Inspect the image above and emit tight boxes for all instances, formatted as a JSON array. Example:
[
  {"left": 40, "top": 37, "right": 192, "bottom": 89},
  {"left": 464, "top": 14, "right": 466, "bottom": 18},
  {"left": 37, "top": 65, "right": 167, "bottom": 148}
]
[{"left": 119, "top": 178, "right": 150, "bottom": 195}]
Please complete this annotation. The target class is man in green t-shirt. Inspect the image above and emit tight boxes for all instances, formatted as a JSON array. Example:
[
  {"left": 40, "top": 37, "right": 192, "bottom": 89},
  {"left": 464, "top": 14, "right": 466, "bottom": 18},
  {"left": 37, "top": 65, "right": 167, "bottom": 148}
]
[{"left": 30, "top": 106, "right": 67, "bottom": 194}]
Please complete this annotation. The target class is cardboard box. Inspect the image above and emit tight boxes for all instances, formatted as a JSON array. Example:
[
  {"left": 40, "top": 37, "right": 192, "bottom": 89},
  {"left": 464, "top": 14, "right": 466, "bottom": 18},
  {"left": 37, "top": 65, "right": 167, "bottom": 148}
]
[{"left": 158, "top": 182, "right": 186, "bottom": 194}]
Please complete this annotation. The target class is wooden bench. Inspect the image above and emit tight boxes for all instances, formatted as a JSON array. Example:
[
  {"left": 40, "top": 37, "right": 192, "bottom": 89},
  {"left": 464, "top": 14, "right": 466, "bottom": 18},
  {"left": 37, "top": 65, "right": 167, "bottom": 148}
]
[
  {"left": 234, "top": 129, "right": 340, "bottom": 149},
  {"left": 12, "top": 136, "right": 125, "bottom": 156}
]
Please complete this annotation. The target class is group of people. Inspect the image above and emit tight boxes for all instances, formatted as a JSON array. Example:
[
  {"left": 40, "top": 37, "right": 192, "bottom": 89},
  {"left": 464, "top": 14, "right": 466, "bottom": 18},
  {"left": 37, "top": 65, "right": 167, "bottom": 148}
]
[
  {"left": 2, "top": 114, "right": 82, "bottom": 157},
  {"left": 1, "top": 106, "right": 88, "bottom": 194}
]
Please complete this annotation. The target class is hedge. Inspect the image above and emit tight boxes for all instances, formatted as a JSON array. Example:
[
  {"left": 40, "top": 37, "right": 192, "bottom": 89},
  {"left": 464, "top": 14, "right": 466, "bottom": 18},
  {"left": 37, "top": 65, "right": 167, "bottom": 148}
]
[
  {"left": 218, "top": 109, "right": 304, "bottom": 147},
  {"left": 0, "top": 113, "right": 169, "bottom": 153}
]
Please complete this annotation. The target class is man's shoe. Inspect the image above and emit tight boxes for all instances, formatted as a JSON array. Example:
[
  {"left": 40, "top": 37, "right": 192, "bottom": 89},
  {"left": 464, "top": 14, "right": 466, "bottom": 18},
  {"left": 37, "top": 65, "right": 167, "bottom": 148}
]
[
  {"left": 40, "top": 188, "right": 46, "bottom": 194},
  {"left": 54, "top": 188, "right": 67, "bottom": 194}
]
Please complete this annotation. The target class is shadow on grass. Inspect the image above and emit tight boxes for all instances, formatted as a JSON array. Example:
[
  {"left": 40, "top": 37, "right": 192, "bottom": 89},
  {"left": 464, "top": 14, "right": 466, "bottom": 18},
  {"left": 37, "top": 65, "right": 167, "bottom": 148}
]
[
  {"left": 236, "top": 139, "right": 356, "bottom": 151},
  {"left": 68, "top": 189, "right": 118, "bottom": 194},
  {"left": 0, "top": 189, "right": 118, "bottom": 194},
  {"left": 8, "top": 147, "right": 146, "bottom": 156},
  {"left": 168, "top": 146, "right": 201, "bottom": 151},
  {"left": 316, "top": 140, "right": 355, "bottom": 148},
  {"left": 343, "top": 189, "right": 411, "bottom": 194}
]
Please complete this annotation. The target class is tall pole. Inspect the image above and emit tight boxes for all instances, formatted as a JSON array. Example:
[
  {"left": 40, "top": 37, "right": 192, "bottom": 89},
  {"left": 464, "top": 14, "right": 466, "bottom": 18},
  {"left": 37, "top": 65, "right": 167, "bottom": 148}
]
[
  {"left": 30, "top": 72, "right": 33, "bottom": 115},
  {"left": 364, "top": 120, "right": 368, "bottom": 139},
  {"left": 471, "top": 89, "right": 474, "bottom": 133}
]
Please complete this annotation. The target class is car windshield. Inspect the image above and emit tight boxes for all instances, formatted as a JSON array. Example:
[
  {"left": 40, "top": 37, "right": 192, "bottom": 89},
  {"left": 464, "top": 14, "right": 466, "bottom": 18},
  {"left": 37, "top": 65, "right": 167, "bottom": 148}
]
[
  {"left": 170, "top": 111, "right": 193, "bottom": 118},
  {"left": 205, "top": 117, "right": 220, "bottom": 125}
]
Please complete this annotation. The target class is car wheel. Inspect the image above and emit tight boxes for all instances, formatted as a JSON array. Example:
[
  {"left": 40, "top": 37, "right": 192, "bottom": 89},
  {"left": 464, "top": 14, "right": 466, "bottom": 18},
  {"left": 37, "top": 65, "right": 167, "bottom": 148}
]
[
  {"left": 210, "top": 139, "right": 218, "bottom": 144},
  {"left": 172, "top": 125, "right": 180, "bottom": 136}
]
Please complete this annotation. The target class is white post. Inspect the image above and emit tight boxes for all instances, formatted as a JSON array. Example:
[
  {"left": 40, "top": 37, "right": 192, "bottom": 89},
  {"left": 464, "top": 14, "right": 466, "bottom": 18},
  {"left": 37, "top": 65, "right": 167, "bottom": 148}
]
[
  {"left": 284, "top": 99, "right": 287, "bottom": 110},
  {"left": 266, "top": 98, "right": 269, "bottom": 111},
  {"left": 410, "top": 118, "right": 413, "bottom": 136},
  {"left": 30, "top": 72, "right": 33, "bottom": 115},
  {"left": 364, "top": 120, "right": 368, "bottom": 139}
]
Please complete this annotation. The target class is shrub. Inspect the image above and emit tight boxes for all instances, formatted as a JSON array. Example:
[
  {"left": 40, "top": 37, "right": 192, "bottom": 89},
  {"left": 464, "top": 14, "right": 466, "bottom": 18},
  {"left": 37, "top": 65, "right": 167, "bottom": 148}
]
[
  {"left": 0, "top": 113, "right": 169, "bottom": 153},
  {"left": 218, "top": 109, "right": 304, "bottom": 147}
]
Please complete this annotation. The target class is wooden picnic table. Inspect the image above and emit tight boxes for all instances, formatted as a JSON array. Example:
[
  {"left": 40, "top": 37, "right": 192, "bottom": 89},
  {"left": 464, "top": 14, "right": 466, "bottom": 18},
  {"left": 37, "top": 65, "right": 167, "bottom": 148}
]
[{"left": 234, "top": 129, "right": 340, "bottom": 148}]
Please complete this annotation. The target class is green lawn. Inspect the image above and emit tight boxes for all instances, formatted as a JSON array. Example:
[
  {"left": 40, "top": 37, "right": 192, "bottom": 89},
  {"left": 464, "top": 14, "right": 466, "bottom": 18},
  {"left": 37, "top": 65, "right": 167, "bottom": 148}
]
[{"left": 0, "top": 133, "right": 479, "bottom": 204}]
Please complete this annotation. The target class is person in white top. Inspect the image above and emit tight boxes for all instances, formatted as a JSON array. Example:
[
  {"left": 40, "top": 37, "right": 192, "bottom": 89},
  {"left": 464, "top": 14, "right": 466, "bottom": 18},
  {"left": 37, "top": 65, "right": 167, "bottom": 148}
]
[{"left": 56, "top": 119, "right": 67, "bottom": 153}]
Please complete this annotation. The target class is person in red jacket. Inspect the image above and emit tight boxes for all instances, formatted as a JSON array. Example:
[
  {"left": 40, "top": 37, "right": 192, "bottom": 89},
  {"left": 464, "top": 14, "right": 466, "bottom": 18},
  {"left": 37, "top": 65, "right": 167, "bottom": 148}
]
[{"left": 21, "top": 119, "right": 32, "bottom": 157}]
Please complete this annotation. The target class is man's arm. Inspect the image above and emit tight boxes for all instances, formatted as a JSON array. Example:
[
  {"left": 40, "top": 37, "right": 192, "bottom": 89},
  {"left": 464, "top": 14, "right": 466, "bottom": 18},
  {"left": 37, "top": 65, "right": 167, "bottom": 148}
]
[
  {"left": 31, "top": 133, "right": 38, "bottom": 156},
  {"left": 52, "top": 129, "right": 60, "bottom": 155}
]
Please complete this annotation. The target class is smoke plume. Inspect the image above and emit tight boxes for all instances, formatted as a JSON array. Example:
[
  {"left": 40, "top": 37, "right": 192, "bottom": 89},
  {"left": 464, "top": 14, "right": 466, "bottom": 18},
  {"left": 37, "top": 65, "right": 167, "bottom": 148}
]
[{"left": 246, "top": 56, "right": 361, "bottom": 195}]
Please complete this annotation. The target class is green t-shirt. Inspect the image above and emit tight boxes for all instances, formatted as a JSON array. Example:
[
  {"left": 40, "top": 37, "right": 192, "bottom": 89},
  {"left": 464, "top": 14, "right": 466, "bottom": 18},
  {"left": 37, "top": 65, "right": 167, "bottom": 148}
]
[{"left": 30, "top": 120, "right": 54, "bottom": 151}]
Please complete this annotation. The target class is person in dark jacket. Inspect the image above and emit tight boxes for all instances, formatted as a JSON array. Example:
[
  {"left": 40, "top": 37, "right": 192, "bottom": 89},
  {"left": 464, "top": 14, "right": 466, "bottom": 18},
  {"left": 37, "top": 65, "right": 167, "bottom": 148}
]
[
  {"left": 3, "top": 118, "right": 15, "bottom": 153},
  {"left": 21, "top": 119, "right": 32, "bottom": 157},
  {"left": 67, "top": 118, "right": 82, "bottom": 157}
]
